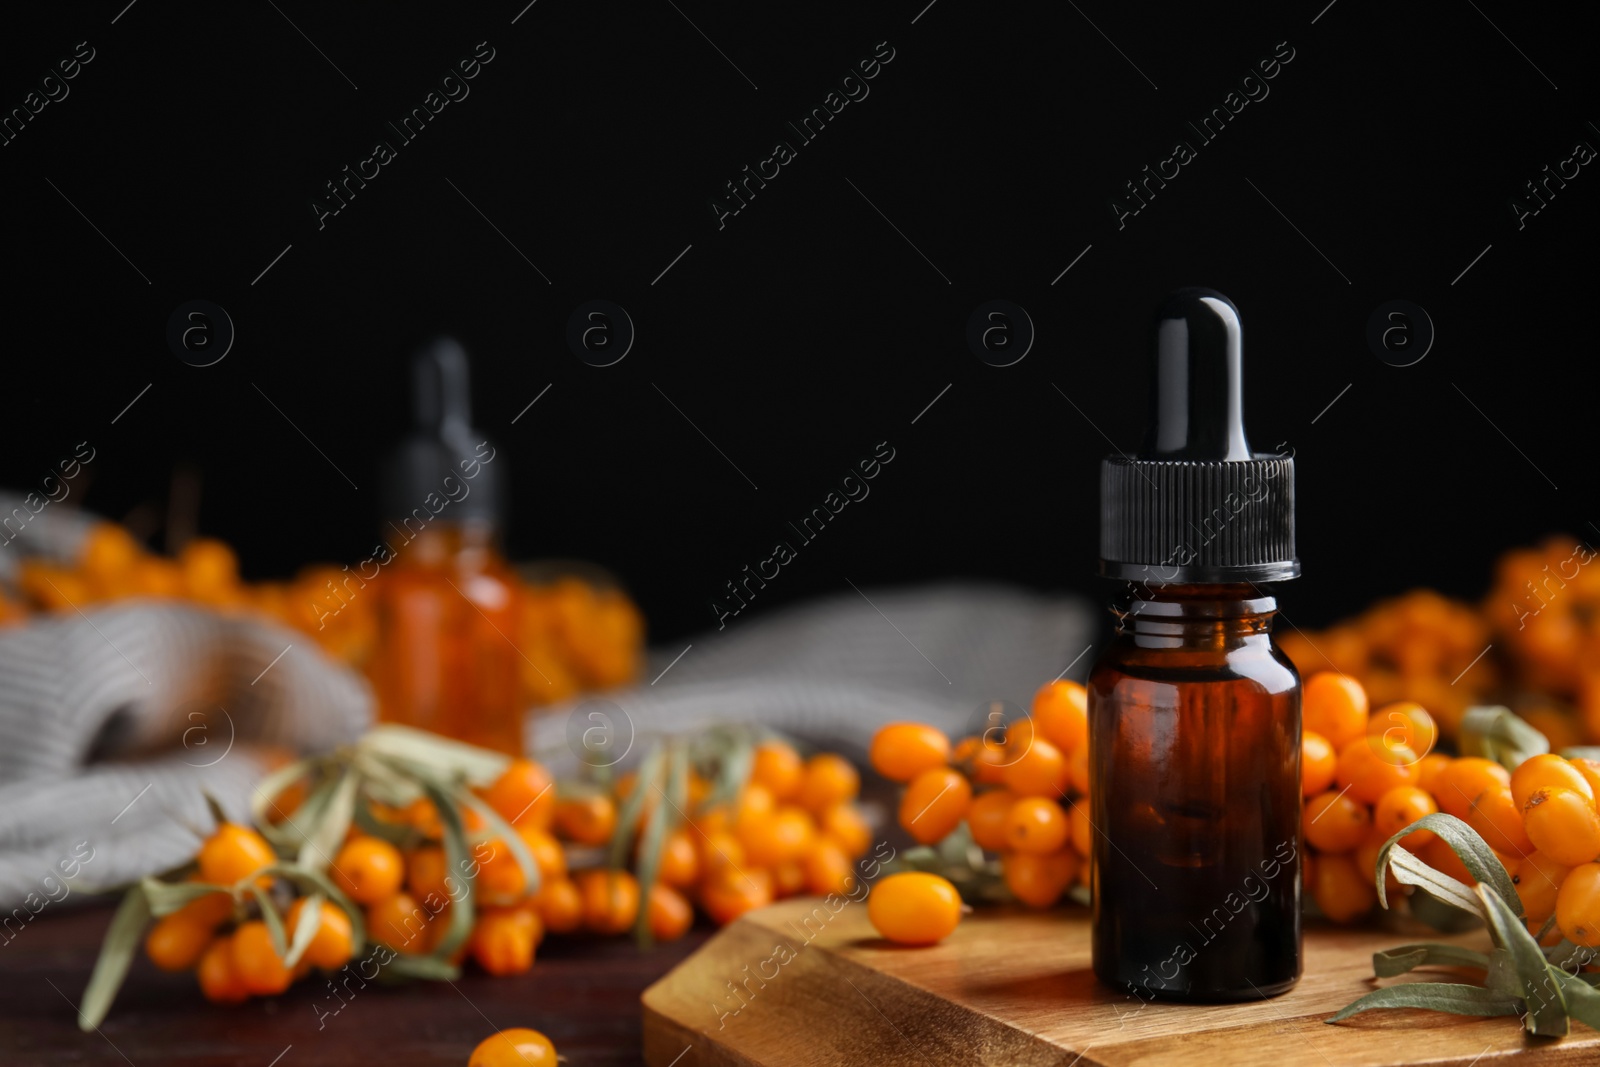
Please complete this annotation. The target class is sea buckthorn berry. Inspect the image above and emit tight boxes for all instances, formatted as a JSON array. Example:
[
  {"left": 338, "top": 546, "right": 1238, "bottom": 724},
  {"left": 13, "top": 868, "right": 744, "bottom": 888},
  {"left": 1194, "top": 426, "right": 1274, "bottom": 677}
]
[
  {"left": 1568, "top": 758, "right": 1600, "bottom": 801},
  {"left": 1465, "top": 787, "right": 1535, "bottom": 859},
  {"left": 820, "top": 803, "right": 872, "bottom": 859},
  {"left": 575, "top": 869, "right": 640, "bottom": 935},
  {"left": 868, "top": 872, "right": 963, "bottom": 945},
  {"left": 657, "top": 829, "right": 700, "bottom": 889},
  {"left": 1002, "top": 850, "right": 1078, "bottom": 909},
  {"left": 1514, "top": 850, "right": 1572, "bottom": 926},
  {"left": 1004, "top": 797, "right": 1069, "bottom": 854},
  {"left": 481, "top": 759, "right": 555, "bottom": 829},
  {"left": 407, "top": 846, "right": 451, "bottom": 903},
  {"left": 230, "top": 919, "right": 292, "bottom": 995},
  {"left": 1302, "top": 790, "right": 1371, "bottom": 853},
  {"left": 869, "top": 723, "right": 951, "bottom": 783},
  {"left": 1301, "top": 731, "right": 1337, "bottom": 796},
  {"left": 1415, "top": 752, "right": 1452, "bottom": 795},
  {"left": 1524, "top": 787, "right": 1600, "bottom": 867},
  {"left": 477, "top": 838, "right": 533, "bottom": 904},
  {"left": 796, "top": 753, "right": 860, "bottom": 813},
  {"left": 1031, "top": 680, "right": 1089, "bottom": 755},
  {"left": 952, "top": 734, "right": 1009, "bottom": 786},
  {"left": 751, "top": 741, "right": 804, "bottom": 801},
  {"left": 145, "top": 910, "right": 217, "bottom": 972},
  {"left": 742, "top": 806, "right": 815, "bottom": 867},
  {"left": 701, "top": 868, "right": 773, "bottom": 926},
  {"left": 898, "top": 768, "right": 972, "bottom": 845},
  {"left": 197, "top": 823, "right": 277, "bottom": 888},
  {"left": 1066, "top": 744, "right": 1091, "bottom": 796},
  {"left": 470, "top": 906, "right": 541, "bottom": 976},
  {"left": 648, "top": 884, "right": 694, "bottom": 941},
  {"left": 802, "top": 839, "right": 856, "bottom": 896},
  {"left": 468, "top": 1028, "right": 558, "bottom": 1067},
  {"left": 368, "top": 891, "right": 432, "bottom": 953},
  {"left": 1068, "top": 801, "right": 1092, "bottom": 857},
  {"left": 733, "top": 785, "right": 775, "bottom": 830},
  {"left": 553, "top": 794, "right": 616, "bottom": 846},
  {"left": 1303, "top": 673, "right": 1369, "bottom": 750},
  {"left": 331, "top": 837, "right": 405, "bottom": 905},
  {"left": 698, "top": 832, "right": 746, "bottom": 876},
  {"left": 1311, "top": 851, "right": 1377, "bottom": 923},
  {"left": 966, "top": 789, "right": 1019, "bottom": 852},
  {"left": 1353, "top": 831, "right": 1403, "bottom": 895},
  {"left": 1434, "top": 758, "right": 1512, "bottom": 819},
  {"left": 285, "top": 897, "right": 354, "bottom": 970},
  {"left": 176, "top": 888, "right": 235, "bottom": 929},
  {"left": 1366, "top": 701, "right": 1438, "bottom": 761},
  {"left": 1373, "top": 786, "right": 1439, "bottom": 848},
  {"left": 1557, "top": 863, "right": 1600, "bottom": 947},
  {"left": 533, "top": 878, "right": 583, "bottom": 934},
  {"left": 1511, "top": 754, "right": 1596, "bottom": 813},
  {"left": 1416, "top": 835, "right": 1514, "bottom": 888},
  {"left": 1335, "top": 739, "right": 1420, "bottom": 805},
  {"left": 516, "top": 826, "right": 568, "bottom": 883},
  {"left": 1001, "top": 737, "right": 1071, "bottom": 799},
  {"left": 197, "top": 936, "right": 249, "bottom": 1004},
  {"left": 771, "top": 860, "right": 806, "bottom": 899}
]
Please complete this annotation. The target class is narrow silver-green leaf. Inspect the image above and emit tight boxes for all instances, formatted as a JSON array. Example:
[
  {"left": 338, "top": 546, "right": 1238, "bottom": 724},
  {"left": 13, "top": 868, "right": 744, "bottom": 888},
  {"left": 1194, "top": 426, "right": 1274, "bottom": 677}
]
[
  {"left": 247, "top": 757, "right": 319, "bottom": 843},
  {"left": 1554, "top": 969, "right": 1600, "bottom": 1031},
  {"left": 1386, "top": 846, "right": 1485, "bottom": 920},
  {"left": 1561, "top": 747, "right": 1600, "bottom": 763},
  {"left": 1372, "top": 943, "right": 1491, "bottom": 978},
  {"left": 610, "top": 745, "right": 665, "bottom": 870},
  {"left": 298, "top": 768, "right": 359, "bottom": 873},
  {"left": 381, "top": 953, "right": 462, "bottom": 981},
  {"left": 1459, "top": 705, "right": 1549, "bottom": 770},
  {"left": 1328, "top": 982, "right": 1522, "bottom": 1024},
  {"left": 1377, "top": 813, "right": 1521, "bottom": 918},
  {"left": 77, "top": 886, "right": 151, "bottom": 1032},
  {"left": 139, "top": 877, "right": 232, "bottom": 918},
  {"left": 256, "top": 863, "right": 366, "bottom": 957},
  {"left": 418, "top": 777, "right": 474, "bottom": 959},
  {"left": 1409, "top": 887, "right": 1485, "bottom": 933},
  {"left": 458, "top": 789, "right": 540, "bottom": 898},
  {"left": 201, "top": 791, "right": 231, "bottom": 831},
  {"left": 1478, "top": 883, "right": 1567, "bottom": 1036},
  {"left": 284, "top": 891, "right": 325, "bottom": 969},
  {"left": 249, "top": 883, "right": 289, "bottom": 960},
  {"left": 634, "top": 743, "right": 686, "bottom": 945},
  {"left": 357, "top": 724, "right": 509, "bottom": 785}
]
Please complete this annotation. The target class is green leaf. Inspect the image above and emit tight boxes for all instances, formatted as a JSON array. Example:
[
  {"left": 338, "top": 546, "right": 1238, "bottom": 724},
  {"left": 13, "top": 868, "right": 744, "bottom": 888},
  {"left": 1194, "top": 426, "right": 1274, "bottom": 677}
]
[
  {"left": 417, "top": 777, "right": 475, "bottom": 959},
  {"left": 1546, "top": 939, "right": 1600, "bottom": 971},
  {"left": 457, "top": 789, "right": 541, "bottom": 898},
  {"left": 255, "top": 863, "right": 366, "bottom": 957},
  {"left": 298, "top": 768, "right": 359, "bottom": 873},
  {"left": 634, "top": 744, "right": 687, "bottom": 946},
  {"left": 248, "top": 883, "right": 289, "bottom": 960},
  {"left": 202, "top": 791, "right": 231, "bottom": 831},
  {"left": 610, "top": 745, "right": 665, "bottom": 870},
  {"left": 1554, "top": 969, "right": 1600, "bottom": 1032},
  {"left": 1477, "top": 883, "right": 1567, "bottom": 1036},
  {"left": 77, "top": 885, "right": 151, "bottom": 1032},
  {"left": 1328, "top": 982, "right": 1522, "bottom": 1024},
  {"left": 1459, "top": 705, "right": 1549, "bottom": 770},
  {"left": 1484, "top": 948, "right": 1523, "bottom": 999},
  {"left": 1384, "top": 844, "right": 1485, "bottom": 920},
  {"left": 1377, "top": 813, "right": 1521, "bottom": 919},
  {"left": 247, "top": 756, "right": 319, "bottom": 843},
  {"left": 358, "top": 724, "right": 509, "bottom": 785},
  {"left": 284, "top": 891, "right": 324, "bottom": 969},
  {"left": 257, "top": 767, "right": 339, "bottom": 852},
  {"left": 139, "top": 877, "right": 233, "bottom": 918},
  {"left": 1409, "top": 888, "right": 1487, "bottom": 933},
  {"left": 1372, "top": 943, "right": 1491, "bottom": 978}
]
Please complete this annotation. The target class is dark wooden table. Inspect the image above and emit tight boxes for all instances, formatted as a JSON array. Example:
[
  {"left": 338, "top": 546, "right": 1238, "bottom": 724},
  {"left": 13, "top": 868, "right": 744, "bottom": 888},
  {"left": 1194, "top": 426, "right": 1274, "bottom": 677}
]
[{"left": 0, "top": 901, "right": 711, "bottom": 1067}]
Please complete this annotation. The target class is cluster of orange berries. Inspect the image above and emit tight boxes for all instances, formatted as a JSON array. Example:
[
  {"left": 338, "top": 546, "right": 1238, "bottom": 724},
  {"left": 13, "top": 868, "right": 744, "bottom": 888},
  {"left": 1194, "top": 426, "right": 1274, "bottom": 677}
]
[
  {"left": 871, "top": 680, "right": 1093, "bottom": 911},
  {"left": 1298, "top": 671, "right": 1600, "bottom": 944},
  {"left": 1485, "top": 536, "right": 1600, "bottom": 738},
  {"left": 4, "top": 522, "right": 642, "bottom": 705},
  {"left": 621, "top": 740, "right": 876, "bottom": 929}
]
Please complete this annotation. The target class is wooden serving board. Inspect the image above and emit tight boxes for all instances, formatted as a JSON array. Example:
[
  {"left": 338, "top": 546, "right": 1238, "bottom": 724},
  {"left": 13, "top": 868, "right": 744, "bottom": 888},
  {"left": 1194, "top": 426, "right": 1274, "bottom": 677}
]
[{"left": 642, "top": 899, "right": 1595, "bottom": 1066}]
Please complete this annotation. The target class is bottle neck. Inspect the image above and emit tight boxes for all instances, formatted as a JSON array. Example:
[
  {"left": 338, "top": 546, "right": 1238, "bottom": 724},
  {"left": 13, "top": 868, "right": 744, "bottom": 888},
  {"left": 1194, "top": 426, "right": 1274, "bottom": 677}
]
[
  {"left": 388, "top": 520, "right": 500, "bottom": 569},
  {"left": 1111, "top": 583, "right": 1278, "bottom": 645}
]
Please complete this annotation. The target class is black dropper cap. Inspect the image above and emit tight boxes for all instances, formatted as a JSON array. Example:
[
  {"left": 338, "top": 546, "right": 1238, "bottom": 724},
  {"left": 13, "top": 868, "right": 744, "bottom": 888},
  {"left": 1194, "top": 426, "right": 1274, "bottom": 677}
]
[
  {"left": 1098, "top": 289, "right": 1298, "bottom": 584},
  {"left": 380, "top": 336, "right": 501, "bottom": 525}
]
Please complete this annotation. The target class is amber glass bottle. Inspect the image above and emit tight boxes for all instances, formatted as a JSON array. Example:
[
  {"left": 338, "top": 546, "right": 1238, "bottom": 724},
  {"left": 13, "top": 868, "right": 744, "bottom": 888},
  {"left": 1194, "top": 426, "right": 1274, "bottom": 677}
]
[
  {"left": 368, "top": 338, "right": 524, "bottom": 756},
  {"left": 1089, "top": 290, "right": 1301, "bottom": 1001}
]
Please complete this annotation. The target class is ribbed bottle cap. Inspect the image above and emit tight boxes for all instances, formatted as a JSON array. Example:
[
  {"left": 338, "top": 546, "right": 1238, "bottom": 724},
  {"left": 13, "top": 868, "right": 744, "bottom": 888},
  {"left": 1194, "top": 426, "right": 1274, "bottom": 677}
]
[{"left": 1098, "top": 289, "right": 1298, "bottom": 584}]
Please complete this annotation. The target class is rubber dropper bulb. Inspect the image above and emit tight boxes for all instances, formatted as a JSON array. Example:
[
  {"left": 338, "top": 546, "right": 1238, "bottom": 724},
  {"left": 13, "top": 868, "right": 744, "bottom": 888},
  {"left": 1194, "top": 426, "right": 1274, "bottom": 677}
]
[{"left": 1141, "top": 288, "right": 1253, "bottom": 461}]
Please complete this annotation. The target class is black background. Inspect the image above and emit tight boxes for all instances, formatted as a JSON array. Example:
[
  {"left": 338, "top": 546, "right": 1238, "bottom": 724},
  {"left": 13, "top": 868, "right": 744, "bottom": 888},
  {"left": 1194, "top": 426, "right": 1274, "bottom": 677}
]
[{"left": 1, "top": 0, "right": 1594, "bottom": 646}]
